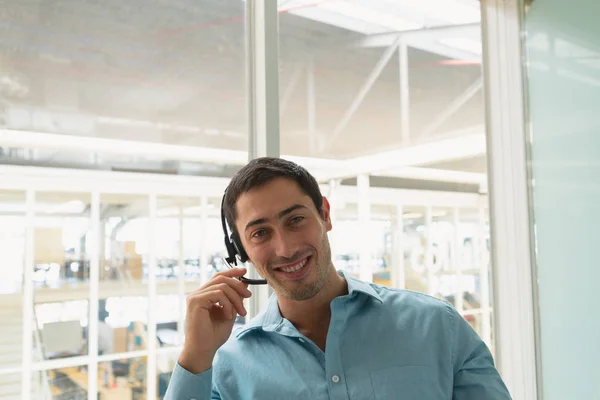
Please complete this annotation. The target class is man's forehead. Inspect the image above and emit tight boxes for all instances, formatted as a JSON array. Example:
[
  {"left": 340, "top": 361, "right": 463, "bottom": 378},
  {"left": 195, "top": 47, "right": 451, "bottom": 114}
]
[{"left": 234, "top": 179, "right": 313, "bottom": 222}]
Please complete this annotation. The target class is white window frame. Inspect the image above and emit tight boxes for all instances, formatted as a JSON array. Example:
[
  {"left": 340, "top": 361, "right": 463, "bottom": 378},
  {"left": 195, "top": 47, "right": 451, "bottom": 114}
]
[{"left": 481, "top": 0, "right": 539, "bottom": 399}]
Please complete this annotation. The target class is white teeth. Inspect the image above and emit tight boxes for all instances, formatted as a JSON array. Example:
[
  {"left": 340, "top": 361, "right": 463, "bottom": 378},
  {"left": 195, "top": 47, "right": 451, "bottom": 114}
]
[{"left": 280, "top": 258, "right": 307, "bottom": 273}]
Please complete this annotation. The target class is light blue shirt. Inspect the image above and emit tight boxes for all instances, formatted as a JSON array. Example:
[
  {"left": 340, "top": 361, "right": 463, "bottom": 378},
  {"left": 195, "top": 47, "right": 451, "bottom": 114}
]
[{"left": 166, "top": 272, "right": 511, "bottom": 399}]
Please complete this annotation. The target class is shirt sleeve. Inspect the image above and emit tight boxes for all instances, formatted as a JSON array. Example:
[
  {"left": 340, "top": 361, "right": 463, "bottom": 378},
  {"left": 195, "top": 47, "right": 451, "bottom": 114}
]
[
  {"left": 164, "top": 363, "right": 221, "bottom": 400},
  {"left": 449, "top": 306, "right": 513, "bottom": 400}
]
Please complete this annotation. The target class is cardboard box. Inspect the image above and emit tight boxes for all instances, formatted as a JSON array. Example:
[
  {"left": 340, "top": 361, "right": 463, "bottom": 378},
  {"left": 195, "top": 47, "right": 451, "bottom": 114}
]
[
  {"left": 126, "top": 255, "right": 143, "bottom": 280},
  {"left": 123, "top": 241, "right": 137, "bottom": 255},
  {"left": 34, "top": 228, "right": 65, "bottom": 265},
  {"left": 113, "top": 327, "right": 128, "bottom": 354}
]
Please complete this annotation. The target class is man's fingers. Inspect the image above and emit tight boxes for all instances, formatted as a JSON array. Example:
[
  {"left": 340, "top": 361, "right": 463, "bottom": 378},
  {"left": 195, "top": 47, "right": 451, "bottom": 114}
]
[
  {"left": 188, "top": 290, "right": 235, "bottom": 320},
  {"left": 213, "top": 267, "right": 247, "bottom": 279},
  {"left": 207, "top": 275, "right": 253, "bottom": 299},
  {"left": 211, "top": 283, "right": 247, "bottom": 316}
]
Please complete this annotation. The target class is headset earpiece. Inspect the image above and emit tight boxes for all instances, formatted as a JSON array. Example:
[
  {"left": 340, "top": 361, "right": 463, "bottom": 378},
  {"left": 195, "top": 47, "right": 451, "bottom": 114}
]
[
  {"left": 220, "top": 189, "right": 267, "bottom": 285},
  {"left": 231, "top": 231, "right": 249, "bottom": 263},
  {"left": 221, "top": 192, "right": 249, "bottom": 265},
  {"left": 223, "top": 234, "right": 238, "bottom": 265}
]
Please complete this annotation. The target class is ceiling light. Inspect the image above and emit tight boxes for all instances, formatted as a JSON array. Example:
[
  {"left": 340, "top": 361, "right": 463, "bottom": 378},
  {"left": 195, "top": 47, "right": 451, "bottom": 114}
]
[
  {"left": 403, "top": 213, "right": 423, "bottom": 219},
  {"left": 387, "top": 0, "right": 480, "bottom": 25},
  {"left": 318, "top": 1, "right": 422, "bottom": 32}
]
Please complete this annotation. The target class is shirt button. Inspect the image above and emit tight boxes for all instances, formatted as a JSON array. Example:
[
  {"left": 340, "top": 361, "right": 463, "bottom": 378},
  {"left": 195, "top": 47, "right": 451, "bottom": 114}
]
[
  {"left": 298, "top": 338, "right": 305, "bottom": 343},
  {"left": 331, "top": 375, "right": 340, "bottom": 383}
]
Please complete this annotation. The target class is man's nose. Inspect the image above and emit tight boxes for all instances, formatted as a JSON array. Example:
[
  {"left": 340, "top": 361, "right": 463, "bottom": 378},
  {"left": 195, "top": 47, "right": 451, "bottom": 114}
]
[{"left": 273, "top": 229, "right": 300, "bottom": 259}]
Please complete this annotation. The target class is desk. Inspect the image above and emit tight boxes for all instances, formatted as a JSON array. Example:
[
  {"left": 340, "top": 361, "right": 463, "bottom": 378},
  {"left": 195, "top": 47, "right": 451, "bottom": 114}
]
[
  {"left": 47, "top": 368, "right": 87, "bottom": 398},
  {"left": 99, "top": 386, "right": 133, "bottom": 400}
]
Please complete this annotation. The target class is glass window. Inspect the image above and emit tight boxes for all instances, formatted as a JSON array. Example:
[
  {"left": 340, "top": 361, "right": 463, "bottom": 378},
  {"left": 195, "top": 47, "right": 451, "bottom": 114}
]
[
  {"left": 0, "top": 191, "right": 25, "bottom": 373},
  {"left": 1, "top": 0, "right": 247, "bottom": 170},
  {"left": 403, "top": 207, "right": 429, "bottom": 294},
  {"left": 156, "top": 295, "right": 182, "bottom": 348},
  {"left": 523, "top": 0, "right": 600, "bottom": 396},
  {"left": 156, "top": 196, "right": 202, "bottom": 283},
  {"left": 278, "top": 0, "right": 484, "bottom": 159},
  {"left": 157, "top": 351, "right": 180, "bottom": 398},
  {"left": 34, "top": 300, "right": 89, "bottom": 361},
  {"left": 33, "top": 192, "right": 91, "bottom": 362},
  {"left": 33, "top": 366, "right": 87, "bottom": 399},
  {"left": 100, "top": 194, "right": 149, "bottom": 284},
  {"left": 33, "top": 192, "right": 91, "bottom": 289},
  {"left": 98, "top": 357, "right": 147, "bottom": 399},
  {"left": 101, "top": 296, "right": 148, "bottom": 355}
]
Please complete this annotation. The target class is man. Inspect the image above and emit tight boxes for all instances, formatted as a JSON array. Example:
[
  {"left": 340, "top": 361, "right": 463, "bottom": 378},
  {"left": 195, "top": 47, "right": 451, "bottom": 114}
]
[{"left": 166, "top": 157, "right": 512, "bottom": 399}]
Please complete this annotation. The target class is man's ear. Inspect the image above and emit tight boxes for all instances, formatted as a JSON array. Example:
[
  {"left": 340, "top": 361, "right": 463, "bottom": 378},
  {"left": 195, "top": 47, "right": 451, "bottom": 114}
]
[{"left": 321, "top": 197, "right": 333, "bottom": 231}]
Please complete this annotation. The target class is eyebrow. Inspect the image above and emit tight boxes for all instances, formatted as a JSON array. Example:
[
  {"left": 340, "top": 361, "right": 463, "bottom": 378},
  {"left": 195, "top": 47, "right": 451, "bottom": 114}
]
[{"left": 244, "top": 204, "right": 308, "bottom": 232}]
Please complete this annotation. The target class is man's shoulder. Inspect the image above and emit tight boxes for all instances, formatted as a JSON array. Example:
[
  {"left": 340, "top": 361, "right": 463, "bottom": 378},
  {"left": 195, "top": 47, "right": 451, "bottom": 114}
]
[{"left": 371, "top": 283, "right": 454, "bottom": 314}]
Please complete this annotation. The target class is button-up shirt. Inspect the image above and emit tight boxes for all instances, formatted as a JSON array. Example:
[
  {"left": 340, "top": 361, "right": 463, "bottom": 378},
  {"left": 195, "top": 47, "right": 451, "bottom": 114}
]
[{"left": 165, "top": 272, "right": 512, "bottom": 399}]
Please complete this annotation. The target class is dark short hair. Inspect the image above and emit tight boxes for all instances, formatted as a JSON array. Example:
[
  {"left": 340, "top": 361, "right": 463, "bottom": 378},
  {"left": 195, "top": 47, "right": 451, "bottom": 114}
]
[{"left": 223, "top": 157, "right": 323, "bottom": 231}]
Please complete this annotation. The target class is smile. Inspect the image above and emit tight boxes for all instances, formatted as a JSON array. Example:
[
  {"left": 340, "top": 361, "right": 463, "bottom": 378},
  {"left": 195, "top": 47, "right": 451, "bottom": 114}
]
[
  {"left": 279, "top": 258, "right": 308, "bottom": 273},
  {"left": 273, "top": 255, "right": 312, "bottom": 279}
]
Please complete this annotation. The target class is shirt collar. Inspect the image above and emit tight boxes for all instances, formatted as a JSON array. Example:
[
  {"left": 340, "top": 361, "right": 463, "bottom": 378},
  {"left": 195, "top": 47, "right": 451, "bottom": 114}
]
[
  {"left": 340, "top": 270, "right": 383, "bottom": 304},
  {"left": 235, "top": 270, "right": 382, "bottom": 339}
]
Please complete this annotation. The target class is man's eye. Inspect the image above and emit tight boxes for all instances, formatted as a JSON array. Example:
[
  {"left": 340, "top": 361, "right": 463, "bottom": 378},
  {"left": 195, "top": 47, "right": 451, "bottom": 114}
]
[
  {"left": 252, "top": 229, "right": 267, "bottom": 238},
  {"left": 290, "top": 216, "right": 304, "bottom": 224}
]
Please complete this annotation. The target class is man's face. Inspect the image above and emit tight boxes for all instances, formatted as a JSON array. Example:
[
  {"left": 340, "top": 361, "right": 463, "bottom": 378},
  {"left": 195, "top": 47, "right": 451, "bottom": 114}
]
[{"left": 234, "top": 177, "right": 333, "bottom": 301}]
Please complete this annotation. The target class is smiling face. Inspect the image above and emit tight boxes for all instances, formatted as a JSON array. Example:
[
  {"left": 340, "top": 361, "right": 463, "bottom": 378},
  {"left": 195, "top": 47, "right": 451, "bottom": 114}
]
[{"left": 234, "top": 177, "right": 333, "bottom": 301}]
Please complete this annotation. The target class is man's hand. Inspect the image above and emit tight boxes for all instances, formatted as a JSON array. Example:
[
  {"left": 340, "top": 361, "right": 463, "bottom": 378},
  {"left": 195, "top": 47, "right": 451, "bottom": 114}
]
[{"left": 178, "top": 267, "right": 253, "bottom": 374}]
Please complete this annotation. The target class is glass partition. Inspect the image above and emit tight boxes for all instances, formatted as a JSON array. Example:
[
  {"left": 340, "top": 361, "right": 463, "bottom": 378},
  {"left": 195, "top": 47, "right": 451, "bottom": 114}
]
[
  {"left": 100, "top": 194, "right": 149, "bottom": 285},
  {"left": 157, "top": 351, "right": 179, "bottom": 399},
  {"left": 101, "top": 296, "right": 148, "bottom": 355},
  {"left": 523, "top": 0, "right": 600, "bottom": 397},
  {"left": 33, "top": 365, "right": 87, "bottom": 399},
  {"left": 33, "top": 192, "right": 91, "bottom": 362},
  {"left": 402, "top": 207, "right": 429, "bottom": 294},
  {"left": 98, "top": 357, "right": 147, "bottom": 399},
  {"left": 0, "top": 190, "right": 26, "bottom": 374},
  {"left": 33, "top": 192, "right": 91, "bottom": 290},
  {"left": 156, "top": 196, "right": 203, "bottom": 283}
]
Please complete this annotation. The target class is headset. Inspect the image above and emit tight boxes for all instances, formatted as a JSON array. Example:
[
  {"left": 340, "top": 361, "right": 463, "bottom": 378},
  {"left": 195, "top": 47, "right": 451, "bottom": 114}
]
[{"left": 220, "top": 193, "right": 268, "bottom": 285}]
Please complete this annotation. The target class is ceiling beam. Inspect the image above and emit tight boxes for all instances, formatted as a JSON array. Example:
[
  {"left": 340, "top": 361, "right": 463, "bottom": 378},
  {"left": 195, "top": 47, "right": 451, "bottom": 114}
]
[
  {"left": 0, "top": 128, "right": 486, "bottom": 184},
  {"left": 355, "top": 23, "right": 482, "bottom": 61},
  {"left": 376, "top": 167, "right": 486, "bottom": 185},
  {"left": 313, "top": 129, "right": 486, "bottom": 182}
]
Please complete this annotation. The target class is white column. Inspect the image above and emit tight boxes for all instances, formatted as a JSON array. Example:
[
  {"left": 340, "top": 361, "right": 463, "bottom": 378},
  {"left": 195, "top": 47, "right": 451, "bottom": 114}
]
[
  {"left": 453, "top": 208, "right": 464, "bottom": 314},
  {"left": 357, "top": 175, "right": 372, "bottom": 282},
  {"left": 21, "top": 190, "right": 34, "bottom": 400},
  {"left": 246, "top": 0, "right": 280, "bottom": 318},
  {"left": 246, "top": 0, "right": 280, "bottom": 158},
  {"left": 478, "top": 205, "right": 491, "bottom": 347},
  {"left": 424, "top": 206, "right": 435, "bottom": 296},
  {"left": 200, "top": 196, "right": 209, "bottom": 286},
  {"left": 87, "top": 191, "right": 100, "bottom": 400},
  {"left": 177, "top": 205, "right": 186, "bottom": 345},
  {"left": 327, "top": 179, "right": 338, "bottom": 260},
  {"left": 146, "top": 194, "right": 157, "bottom": 400},
  {"left": 307, "top": 57, "right": 317, "bottom": 155},
  {"left": 399, "top": 41, "right": 410, "bottom": 145},
  {"left": 481, "top": 0, "right": 538, "bottom": 398},
  {"left": 392, "top": 205, "right": 405, "bottom": 289}
]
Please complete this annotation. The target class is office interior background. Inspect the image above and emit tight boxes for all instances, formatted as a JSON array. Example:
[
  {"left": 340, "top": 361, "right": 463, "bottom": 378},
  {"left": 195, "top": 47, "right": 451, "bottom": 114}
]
[{"left": 0, "top": 0, "right": 597, "bottom": 399}]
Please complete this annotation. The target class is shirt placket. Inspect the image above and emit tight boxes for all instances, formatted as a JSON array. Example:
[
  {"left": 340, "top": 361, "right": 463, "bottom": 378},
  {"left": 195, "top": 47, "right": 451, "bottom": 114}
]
[{"left": 325, "top": 299, "right": 350, "bottom": 400}]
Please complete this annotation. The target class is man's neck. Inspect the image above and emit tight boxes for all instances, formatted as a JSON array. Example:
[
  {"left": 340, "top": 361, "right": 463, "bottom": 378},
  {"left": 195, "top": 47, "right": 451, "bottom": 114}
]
[{"left": 277, "top": 267, "right": 348, "bottom": 334}]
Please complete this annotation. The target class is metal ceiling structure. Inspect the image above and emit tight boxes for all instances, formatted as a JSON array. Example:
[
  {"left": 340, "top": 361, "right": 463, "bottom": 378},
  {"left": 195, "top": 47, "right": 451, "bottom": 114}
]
[{"left": 0, "top": 0, "right": 487, "bottom": 181}]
